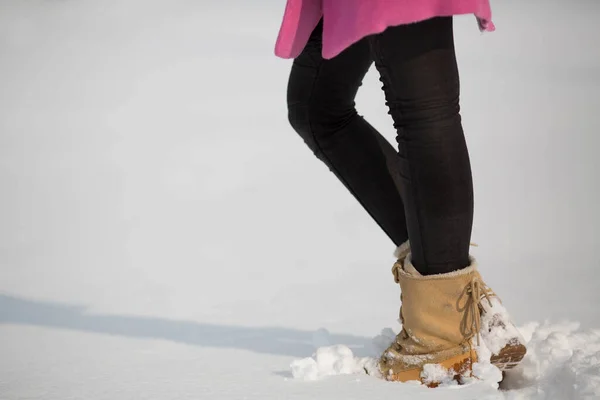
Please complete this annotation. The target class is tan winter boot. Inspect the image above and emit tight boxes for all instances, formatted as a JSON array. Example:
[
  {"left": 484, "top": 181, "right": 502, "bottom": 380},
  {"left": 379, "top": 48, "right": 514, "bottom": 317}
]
[
  {"left": 379, "top": 252, "right": 482, "bottom": 385},
  {"left": 402, "top": 252, "right": 527, "bottom": 371}
]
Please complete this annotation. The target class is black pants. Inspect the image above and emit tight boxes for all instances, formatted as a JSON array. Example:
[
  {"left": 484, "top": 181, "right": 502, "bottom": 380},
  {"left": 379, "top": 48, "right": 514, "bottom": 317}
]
[{"left": 287, "top": 17, "right": 473, "bottom": 275}]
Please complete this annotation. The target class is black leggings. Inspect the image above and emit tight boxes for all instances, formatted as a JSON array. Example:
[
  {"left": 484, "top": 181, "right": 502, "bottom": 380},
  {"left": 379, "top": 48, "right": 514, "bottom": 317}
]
[{"left": 287, "top": 17, "right": 473, "bottom": 275}]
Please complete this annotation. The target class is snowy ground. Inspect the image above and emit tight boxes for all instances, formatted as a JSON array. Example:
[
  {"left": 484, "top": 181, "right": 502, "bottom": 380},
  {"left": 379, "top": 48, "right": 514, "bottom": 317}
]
[{"left": 1, "top": 1, "right": 600, "bottom": 399}]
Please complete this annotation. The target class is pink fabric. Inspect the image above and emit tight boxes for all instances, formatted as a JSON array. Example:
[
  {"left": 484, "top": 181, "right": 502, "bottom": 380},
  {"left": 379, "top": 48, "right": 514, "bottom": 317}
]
[{"left": 275, "top": 0, "right": 494, "bottom": 59}]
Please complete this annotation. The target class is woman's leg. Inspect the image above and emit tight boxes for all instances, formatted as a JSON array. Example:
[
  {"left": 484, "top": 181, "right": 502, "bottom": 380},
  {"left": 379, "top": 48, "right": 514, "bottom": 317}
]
[
  {"left": 369, "top": 17, "right": 473, "bottom": 275},
  {"left": 287, "top": 21, "right": 409, "bottom": 247}
]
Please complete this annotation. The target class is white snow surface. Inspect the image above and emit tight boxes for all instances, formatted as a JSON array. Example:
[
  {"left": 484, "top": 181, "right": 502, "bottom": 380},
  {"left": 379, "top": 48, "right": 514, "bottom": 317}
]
[
  {"left": 1, "top": 0, "right": 600, "bottom": 399},
  {"left": 291, "top": 323, "right": 600, "bottom": 398}
]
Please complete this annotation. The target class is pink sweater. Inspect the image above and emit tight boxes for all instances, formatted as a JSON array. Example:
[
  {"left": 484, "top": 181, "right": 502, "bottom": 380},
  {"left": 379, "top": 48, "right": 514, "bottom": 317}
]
[{"left": 275, "top": 0, "right": 494, "bottom": 59}]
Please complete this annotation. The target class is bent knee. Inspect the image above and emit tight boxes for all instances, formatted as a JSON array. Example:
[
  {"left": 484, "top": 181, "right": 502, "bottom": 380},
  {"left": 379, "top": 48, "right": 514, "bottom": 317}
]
[
  {"left": 399, "top": 95, "right": 461, "bottom": 129},
  {"left": 287, "top": 103, "right": 310, "bottom": 137},
  {"left": 287, "top": 102, "right": 358, "bottom": 139}
]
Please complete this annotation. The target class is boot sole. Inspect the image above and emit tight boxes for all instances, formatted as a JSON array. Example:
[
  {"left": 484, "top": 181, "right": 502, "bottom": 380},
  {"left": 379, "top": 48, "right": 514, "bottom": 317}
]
[
  {"left": 382, "top": 350, "right": 476, "bottom": 387},
  {"left": 375, "top": 343, "right": 526, "bottom": 385},
  {"left": 490, "top": 342, "right": 527, "bottom": 371}
]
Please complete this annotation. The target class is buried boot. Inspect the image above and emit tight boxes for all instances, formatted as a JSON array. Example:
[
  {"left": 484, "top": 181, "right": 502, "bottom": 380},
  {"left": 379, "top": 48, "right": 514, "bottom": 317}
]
[
  {"left": 380, "top": 254, "right": 483, "bottom": 385},
  {"left": 402, "top": 256, "right": 527, "bottom": 371}
]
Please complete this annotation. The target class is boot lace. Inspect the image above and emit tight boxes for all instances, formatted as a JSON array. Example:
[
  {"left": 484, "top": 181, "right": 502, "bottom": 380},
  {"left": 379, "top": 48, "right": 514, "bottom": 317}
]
[
  {"left": 459, "top": 276, "right": 495, "bottom": 346},
  {"left": 391, "top": 260, "right": 403, "bottom": 284}
]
